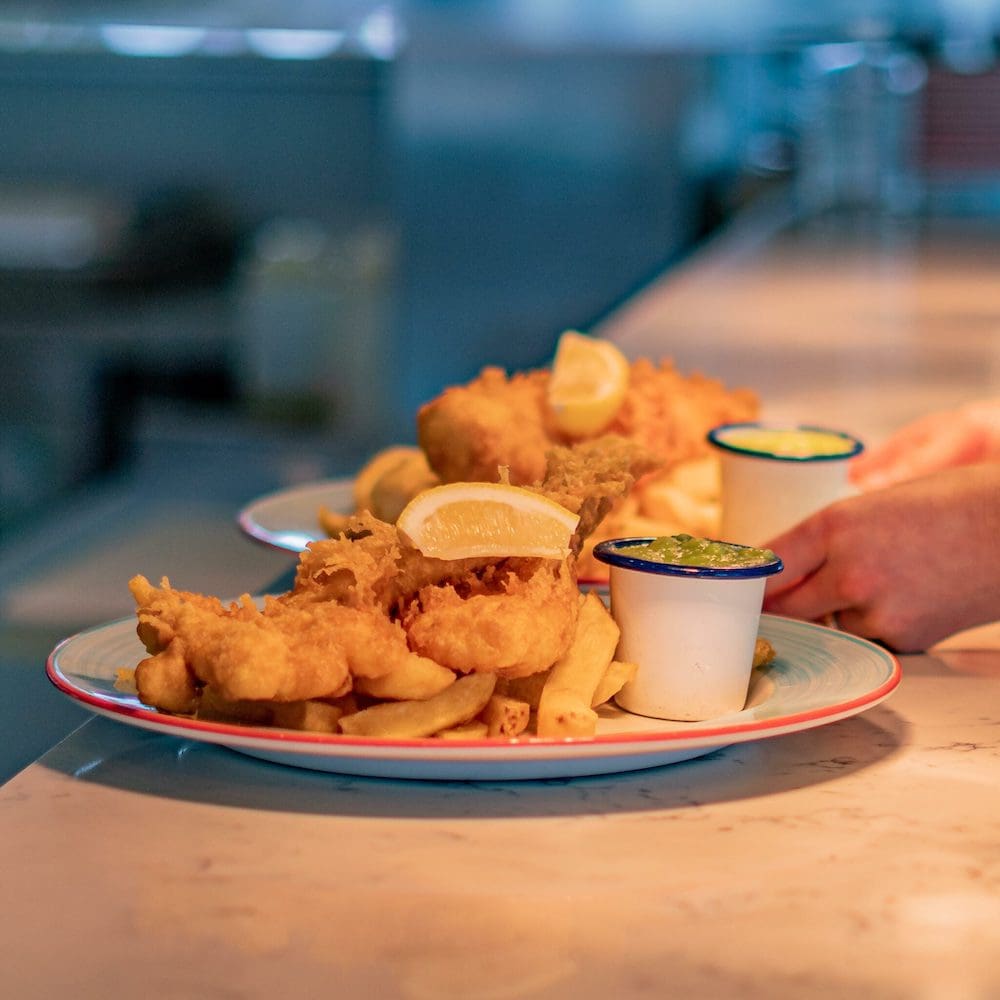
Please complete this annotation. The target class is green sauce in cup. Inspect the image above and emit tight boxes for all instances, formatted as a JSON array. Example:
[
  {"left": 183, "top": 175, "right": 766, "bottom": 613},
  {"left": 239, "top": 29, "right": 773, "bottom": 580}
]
[{"left": 619, "top": 533, "right": 778, "bottom": 569}]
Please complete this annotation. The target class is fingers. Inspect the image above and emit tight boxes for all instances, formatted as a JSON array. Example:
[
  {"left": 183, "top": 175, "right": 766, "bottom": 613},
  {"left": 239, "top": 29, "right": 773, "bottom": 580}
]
[
  {"left": 849, "top": 419, "right": 937, "bottom": 487},
  {"left": 851, "top": 415, "right": 991, "bottom": 491},
  {"left": 762, "top": 515, "right": 829, "bottom": 600},
  {"left": 763, "top": 563, "right": 844, "bottom": 623}
]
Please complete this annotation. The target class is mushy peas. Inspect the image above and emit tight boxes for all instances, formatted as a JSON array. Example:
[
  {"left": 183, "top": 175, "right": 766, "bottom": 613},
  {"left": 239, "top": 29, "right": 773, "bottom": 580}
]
[{"left": 620, "top": 533, "right": 778, "bottom": 569}]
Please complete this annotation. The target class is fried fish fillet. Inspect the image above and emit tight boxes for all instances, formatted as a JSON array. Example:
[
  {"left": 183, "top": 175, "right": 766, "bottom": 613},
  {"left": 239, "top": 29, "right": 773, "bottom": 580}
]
[
  {"left": 402, "top": 558, "right": 580, "bottom": 679},
  {"left": 417, "top": 358, "right": 757, "bottom": 489},
  {"left": 130, "top": 573, "right": 441, "bottom": 710}
]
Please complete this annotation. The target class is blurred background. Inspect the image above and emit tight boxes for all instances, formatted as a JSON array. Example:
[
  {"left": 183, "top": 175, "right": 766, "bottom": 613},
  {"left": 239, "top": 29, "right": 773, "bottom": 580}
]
[
  {"left": 2, "top": 0, "right": 1000, "bottom": 773},
  {"left": 5, "top": 0, "right": 1000, "bottom": 538}
]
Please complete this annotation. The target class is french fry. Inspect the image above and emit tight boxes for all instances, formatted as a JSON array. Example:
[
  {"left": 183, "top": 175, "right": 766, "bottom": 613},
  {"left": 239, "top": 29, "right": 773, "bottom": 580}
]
[
  {"left": 338, "top": 673, "right": 497, "bottom": 738},
  {"left": 495, "top": 669, "right": 550, "bottom": 711},
  {"left": 354, "top": 657, "right": 456, "bottom": 701},
  {"left": 481, "top": 695, "right": 531, "bottom": 738},
  {"left": 271, "top": 700, "right": 345, "bottom": 734},
  {"left": 351, "top": 445, "right": 424, "bottom": 512},
  {"left": 318, "top": 506, "right": 352, "bottom": 538},
  {"left": 666, "top": 455, "right": 720, "bottom": 502},
  {"left": 436, "top": 720, "right": 489, "bottom": 740},
  {"left": 637, "top": 479, "right": 720, "bottom": 537},
  {"left": 196, "top": 689, "right": 350, "bottom": 733},
  {"left": 591, "top": 659, "right": 638, "bottom": 708},
  {"left": 536, "top": 591, "right": 620, "bottom": 739},
  {"left": 197, "top": 686, "right": 276, "bottom": 725}
]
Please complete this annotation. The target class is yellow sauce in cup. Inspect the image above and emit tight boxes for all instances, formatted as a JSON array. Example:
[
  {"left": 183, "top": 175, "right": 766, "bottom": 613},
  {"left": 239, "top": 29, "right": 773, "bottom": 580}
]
[{"left": 720, "top": 427, "right": 856, "bottom": 458}]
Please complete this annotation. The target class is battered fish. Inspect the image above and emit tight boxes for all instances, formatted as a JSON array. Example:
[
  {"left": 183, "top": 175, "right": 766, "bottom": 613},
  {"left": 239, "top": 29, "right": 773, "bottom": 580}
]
[{"left": 417, "top": 357, "right": 756, "bottom": 489}]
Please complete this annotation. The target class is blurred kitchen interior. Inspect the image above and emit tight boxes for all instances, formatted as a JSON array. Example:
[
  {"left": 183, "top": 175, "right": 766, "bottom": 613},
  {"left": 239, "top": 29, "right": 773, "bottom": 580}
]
[{"left": 4, "top": 0, "right": 1000, "bottom": 544}]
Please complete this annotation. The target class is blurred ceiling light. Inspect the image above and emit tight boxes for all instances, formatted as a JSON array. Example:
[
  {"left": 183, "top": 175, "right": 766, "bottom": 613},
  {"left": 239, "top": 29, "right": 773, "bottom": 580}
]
[
  {"left": 99, "top": 23, "right": 207, "bottom": 57},
  {"left": 200, "top": 29, "right": 249, "bottom": 57},
  {"left": 805, "top": 42, "right": 866, "bottom": 75},
  {"left": 0, "top": 19, "right": 52, "bottom": 51},
  {"left": 245, "top": 28, "right": 343, "bottom": 60},
  {"left": 357, "top": 5, "right": 404, "bottom": 60}
]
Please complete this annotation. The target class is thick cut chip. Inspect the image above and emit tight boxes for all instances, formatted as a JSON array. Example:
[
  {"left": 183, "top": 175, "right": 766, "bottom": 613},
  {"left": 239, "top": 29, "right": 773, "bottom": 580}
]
[
  {"left": 338, "top": 673, "right": 497, "bottom": 738},
  {"left": 547, "top": 331, "right": 630, "bottom": 438},
  {"left": 495, "top": 669, "right": 550, "bottom": 711},
  {"left": 591, "top": 659, "right": 638, "bottom": 708},
  {"left": 481, "top": 695, "right": 531, "bottom": 738},
  {"left": 354, "top": 657, "right": 456, "bottom": 701},
  {"left": 270, "top": 700, "right": 346, "bottom": 734},
  {"left": 352, "top": 446, "right": 426, "bottom": 513},
  {"left": 396, "top": 482, "right": 579, "bottom": 560},
  {"left": 536, "top": 591, "right": 621, "bottom": 738}
]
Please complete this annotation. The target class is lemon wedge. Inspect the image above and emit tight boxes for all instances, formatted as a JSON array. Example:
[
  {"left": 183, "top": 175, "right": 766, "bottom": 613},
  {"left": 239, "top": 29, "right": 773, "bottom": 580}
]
[
  {"left": 396, "top": 482, "right": 580, "bottom": 560},
  {"left": 547, "top": 330, "right": 630, "bottom": 438}
]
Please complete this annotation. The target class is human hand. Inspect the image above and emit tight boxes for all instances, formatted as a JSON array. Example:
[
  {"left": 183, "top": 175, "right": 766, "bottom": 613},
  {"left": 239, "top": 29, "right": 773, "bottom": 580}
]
[
  {"left": 850, "top": 399, "right": 1000, "bottom": 491},
  {"left": 763, "top": 463, "right": 1000, "bottom": 652}
]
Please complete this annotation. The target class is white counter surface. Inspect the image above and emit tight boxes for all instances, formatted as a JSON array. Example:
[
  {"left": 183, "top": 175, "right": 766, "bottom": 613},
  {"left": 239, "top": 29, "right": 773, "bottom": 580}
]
[{"left": 4, "top": 210, "right": 1000, "bottom": 999}]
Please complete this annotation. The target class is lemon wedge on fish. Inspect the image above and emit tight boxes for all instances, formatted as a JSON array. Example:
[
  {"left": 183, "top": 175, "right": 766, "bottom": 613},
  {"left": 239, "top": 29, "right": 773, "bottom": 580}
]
[
  {"left": 396, "top": 482, "right": 580, "bottom": 560},
  {"left": 547, "top": 330, "right": 630, "bottom": 438}
]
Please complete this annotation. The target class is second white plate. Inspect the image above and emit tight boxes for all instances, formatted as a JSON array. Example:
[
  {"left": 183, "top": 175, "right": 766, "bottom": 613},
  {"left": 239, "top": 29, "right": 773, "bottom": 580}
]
[{"left": 238, "top": 478, "right": 354, "bottom": 552}]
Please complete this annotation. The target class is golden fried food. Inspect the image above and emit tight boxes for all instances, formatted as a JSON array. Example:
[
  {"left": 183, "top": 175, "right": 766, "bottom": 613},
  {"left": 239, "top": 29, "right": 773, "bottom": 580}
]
[
  {"left": 610, "top": 358, "right": 757, "bottom": 468},
  {"left": 320, "top": 448, "right": 439, "bottom": 538},
  {"left": 129, "top": 472, "right": 614, "bottom": 733},
  {"left": 353, "top": 446, "right": 439, "bottom": 522},
  {"left": 417, "top": 357, "right": 756, "bottom": 488},
  {"left": 590, "top": 659, "right": 638, "bottom": 708},
  {"left": 337, "top": 673, "right": 497, "bottom": 739},
  {"left": 536, "top": 591, "right": 625, "bottom": 738},
  {"left": 753, "top": 637, "right": 777, "bottom": 669},
  {"left": 481, "top": 694, "right": 531, "bottom": 737},
  {"left": 129, "top": 441, "right": 775, "bottom": 739},
  {"left": 534, "top": 435, "right": 663, "bottom": 547},
  {"left": 402, "top": 558, "right": 580, "bottom": 679},
  {"left": 418, "top": 367, "right": 554, "bottom": 486},
  {"left": 407, "top": 350, "right": 757, "bottom": 581},
  {"left": 354, "top": 656, "right": 456, "bottom": 701},
  {"left": 319, "top": 341, "right": 754, "bottom": 587},
  {"left": 196, "top": 688, "right": 352, "bottom": 734}
]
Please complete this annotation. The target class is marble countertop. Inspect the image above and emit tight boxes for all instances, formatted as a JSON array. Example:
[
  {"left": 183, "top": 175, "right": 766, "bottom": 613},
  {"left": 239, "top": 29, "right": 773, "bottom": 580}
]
[
  {"left": 4, "top": 208, "right": 1000, "bottom": 999},
  {"left": 4, "top": 630, "right": 1000, "bottom": 999}
]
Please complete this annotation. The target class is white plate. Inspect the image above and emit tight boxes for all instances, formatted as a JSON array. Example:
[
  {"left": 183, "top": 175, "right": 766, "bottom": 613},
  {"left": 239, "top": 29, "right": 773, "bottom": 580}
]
[
  {"left": 47, "top": 615, "right": 900, "bottom": 781},
  {"left": 238, "top": 478, "right": 354, "bottom": 552}
]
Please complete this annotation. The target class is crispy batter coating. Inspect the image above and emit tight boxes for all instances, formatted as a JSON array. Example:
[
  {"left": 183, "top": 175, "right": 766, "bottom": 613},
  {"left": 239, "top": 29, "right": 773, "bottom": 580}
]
[
  {"left": 293, "top": 513, "right": 500, "bottom": 614},
  {"left": 402, "top": 559, "right": 580, "bottom": 679},
  {"left": 130, "top": 574, "right": 439, "bottom": 708},
  {"left": 418, "top": 367, "right": 555, "bottom": 485},
  {"left": 417, "top": 358, "right": 756, "bottom": 489},
  {"left": 535, "top": 435, "right": 663, "bottom": 550},
  {"left": 607, "top": 358, "right": 757, "bottom": 467}
]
